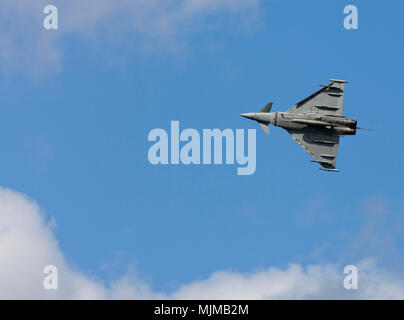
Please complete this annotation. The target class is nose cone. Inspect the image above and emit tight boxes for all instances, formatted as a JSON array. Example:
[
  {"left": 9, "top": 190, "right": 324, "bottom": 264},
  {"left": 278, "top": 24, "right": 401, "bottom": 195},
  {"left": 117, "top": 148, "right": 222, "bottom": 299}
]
[{"left": 240, "top": 113, "right": 256, "bottom": 120}]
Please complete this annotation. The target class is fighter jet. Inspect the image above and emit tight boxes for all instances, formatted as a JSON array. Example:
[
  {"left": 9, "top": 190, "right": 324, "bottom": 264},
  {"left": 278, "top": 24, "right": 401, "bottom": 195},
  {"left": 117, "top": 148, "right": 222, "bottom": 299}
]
[{"left": 241, "top": 79, "right": 357, "bottom": 172}]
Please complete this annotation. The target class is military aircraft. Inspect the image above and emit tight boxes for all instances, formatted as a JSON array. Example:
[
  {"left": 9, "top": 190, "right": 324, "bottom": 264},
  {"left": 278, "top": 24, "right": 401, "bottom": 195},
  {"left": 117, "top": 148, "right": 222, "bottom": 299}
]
[{"left": 240, "top": 79, "right": 357, "bottom": 172}]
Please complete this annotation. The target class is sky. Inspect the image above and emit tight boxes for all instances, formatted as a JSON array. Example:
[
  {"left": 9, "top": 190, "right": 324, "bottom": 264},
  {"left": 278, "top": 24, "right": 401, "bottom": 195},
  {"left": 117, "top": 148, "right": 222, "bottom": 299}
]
[{"left": 0, "top": 0, "right": 404, "bottom": 299}]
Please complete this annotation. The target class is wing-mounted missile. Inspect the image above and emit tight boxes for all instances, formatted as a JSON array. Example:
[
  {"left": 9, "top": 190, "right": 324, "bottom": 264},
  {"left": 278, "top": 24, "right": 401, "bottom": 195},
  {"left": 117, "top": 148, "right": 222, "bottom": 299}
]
[
  {"left": 329, "top": 79, "right": 348, "bottom": 83},
  {"left": 320, "top": 167, "right": 340, "bottom": 172}
]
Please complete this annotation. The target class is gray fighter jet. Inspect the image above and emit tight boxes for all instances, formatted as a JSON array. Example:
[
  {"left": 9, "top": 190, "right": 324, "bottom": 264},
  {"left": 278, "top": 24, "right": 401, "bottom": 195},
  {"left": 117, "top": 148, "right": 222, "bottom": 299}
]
[{"left": 241, "top": 79, "right": 357, "bottom": 172}]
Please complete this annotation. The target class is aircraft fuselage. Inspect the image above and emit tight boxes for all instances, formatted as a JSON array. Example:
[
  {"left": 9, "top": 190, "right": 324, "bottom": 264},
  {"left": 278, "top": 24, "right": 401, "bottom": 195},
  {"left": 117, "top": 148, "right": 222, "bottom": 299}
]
[{"left": 241, "top": 111, "right": 357, "bottom": 136}]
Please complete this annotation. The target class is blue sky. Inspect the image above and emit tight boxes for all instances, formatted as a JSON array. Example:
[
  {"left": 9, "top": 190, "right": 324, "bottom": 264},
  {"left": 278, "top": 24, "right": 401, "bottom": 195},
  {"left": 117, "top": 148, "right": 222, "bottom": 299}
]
[{"left": 1, "top": 0, "right": 404, "bottom": 298}]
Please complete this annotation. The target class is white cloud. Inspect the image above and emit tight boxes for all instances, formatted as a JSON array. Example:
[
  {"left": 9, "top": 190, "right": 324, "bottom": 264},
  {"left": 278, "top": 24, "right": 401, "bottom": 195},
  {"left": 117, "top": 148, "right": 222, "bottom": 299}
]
[
  {"left": 0, "top": 187, "right": 105, "bottom": 299},
  {"left": 172, "top": 260, "right": 404, "bottom": 299},
  {"left": 1, "top": 186, "right": 404, "bottom": 299},
  {"left": 0, "top": 0, "right": 261, "bottom": 76}
]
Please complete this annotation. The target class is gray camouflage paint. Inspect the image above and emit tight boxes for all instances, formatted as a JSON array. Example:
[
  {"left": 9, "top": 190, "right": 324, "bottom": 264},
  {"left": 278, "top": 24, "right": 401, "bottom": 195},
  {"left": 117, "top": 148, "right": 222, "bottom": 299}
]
[{"left": 241, "top": 79, "right": 357, "bottom": 172}]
